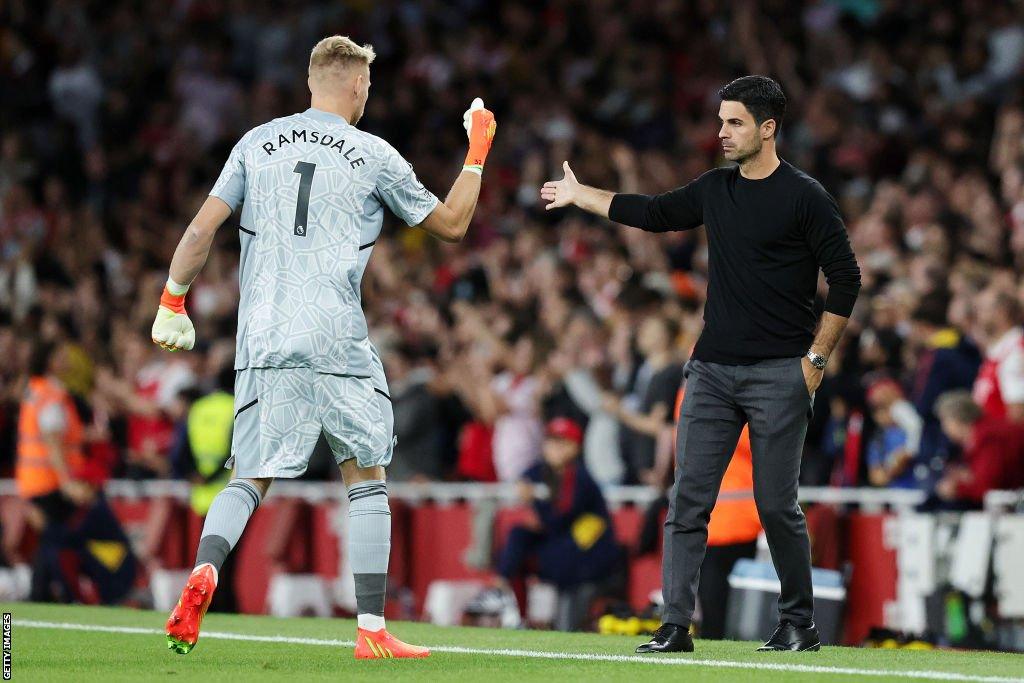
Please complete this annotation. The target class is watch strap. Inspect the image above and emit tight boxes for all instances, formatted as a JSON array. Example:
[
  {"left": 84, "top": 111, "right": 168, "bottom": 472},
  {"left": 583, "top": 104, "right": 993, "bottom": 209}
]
[{"left": 805, "top": 351, "right": 827, "bottom": 370}]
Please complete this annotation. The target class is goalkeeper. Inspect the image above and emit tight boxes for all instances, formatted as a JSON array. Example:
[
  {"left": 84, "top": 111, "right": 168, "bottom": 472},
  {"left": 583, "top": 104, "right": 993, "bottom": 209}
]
[{"left": 153, "top": 35, "right": 496, "bottom": 660}]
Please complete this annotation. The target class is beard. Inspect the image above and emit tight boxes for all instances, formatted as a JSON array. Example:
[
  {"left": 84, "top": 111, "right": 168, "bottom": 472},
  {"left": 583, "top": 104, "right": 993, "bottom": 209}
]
[{"left": 729, "top": 137, "right": 763, "bottom": 165}]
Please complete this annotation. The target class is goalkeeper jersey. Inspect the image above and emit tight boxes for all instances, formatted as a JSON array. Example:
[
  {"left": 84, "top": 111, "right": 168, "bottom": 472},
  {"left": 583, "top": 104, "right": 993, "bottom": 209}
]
[{"left": 210, "top": 108, "right": 439, "bottom": 375}]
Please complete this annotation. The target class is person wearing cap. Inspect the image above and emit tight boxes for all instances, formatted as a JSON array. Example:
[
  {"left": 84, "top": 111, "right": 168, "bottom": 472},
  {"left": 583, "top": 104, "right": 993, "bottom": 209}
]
[
  {"left": 865, "top": 377, "right": 924, "bottom": 490},
  {"left": 492, "top": 417, "right": 623, "bottom": 629}
]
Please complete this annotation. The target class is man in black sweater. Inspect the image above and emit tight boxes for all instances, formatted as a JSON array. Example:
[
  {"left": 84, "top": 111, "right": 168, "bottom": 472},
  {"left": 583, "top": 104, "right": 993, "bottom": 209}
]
[{"left": 540, "top": 76, "right": 860, "bottom": 654}]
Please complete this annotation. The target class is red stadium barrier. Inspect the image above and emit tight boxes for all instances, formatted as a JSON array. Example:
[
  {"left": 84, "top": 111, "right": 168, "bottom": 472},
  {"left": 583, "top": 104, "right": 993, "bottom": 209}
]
[
  {"left": 843, "top": 513, "right": 898, "bottom": 646},
  {"left": 408, "top": 503, "right": 492, "bottom": 613},
  {"left": 2, "top": 488, "right": 928, "bottom": 640}
]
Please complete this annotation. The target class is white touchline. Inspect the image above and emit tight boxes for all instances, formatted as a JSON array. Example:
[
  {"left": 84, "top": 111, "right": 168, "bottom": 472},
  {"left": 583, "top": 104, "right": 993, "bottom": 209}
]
[{"left": 14, "top": 620, "right": 1024, "bottom": 683}]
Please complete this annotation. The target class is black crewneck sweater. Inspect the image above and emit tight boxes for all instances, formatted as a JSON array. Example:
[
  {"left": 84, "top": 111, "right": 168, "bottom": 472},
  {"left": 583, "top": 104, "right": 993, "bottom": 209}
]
[{"left": 609, "top": 160, "right": 861, "bottom": 365}]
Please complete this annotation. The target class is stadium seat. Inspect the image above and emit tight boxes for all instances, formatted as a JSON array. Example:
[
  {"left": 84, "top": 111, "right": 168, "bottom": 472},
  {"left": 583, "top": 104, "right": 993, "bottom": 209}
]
[
  {"left": 267, "top": 573, "right": 332, "bottom": 618},
  {"left": 423, "top": 579, "right": 487, "bottom": 626}
]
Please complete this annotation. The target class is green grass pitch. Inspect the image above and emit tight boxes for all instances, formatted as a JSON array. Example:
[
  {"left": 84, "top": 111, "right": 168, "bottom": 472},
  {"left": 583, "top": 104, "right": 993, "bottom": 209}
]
[{"left": 4, "top": 602, "right": 1022, "bottom": 682}]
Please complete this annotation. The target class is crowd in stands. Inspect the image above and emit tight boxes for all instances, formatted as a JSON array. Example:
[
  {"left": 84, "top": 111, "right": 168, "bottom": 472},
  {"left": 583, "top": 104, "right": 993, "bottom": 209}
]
[{"left": 4, "top": 0, "right": 1024, "bottom": 508}]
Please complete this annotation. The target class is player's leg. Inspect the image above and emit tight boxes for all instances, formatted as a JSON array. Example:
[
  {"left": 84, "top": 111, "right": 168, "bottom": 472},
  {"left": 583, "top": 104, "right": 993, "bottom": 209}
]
[
  {"left": 321, "top": 369, "right": 428, "bottom": 659},
  {"left": 166, "top": 476, "right": 271, "bottom": 654},
  {"left": 341, "top": 460, "right": 390, "bottom": 632},
  {"left": 167, "top": 368, "right": 320, "bottom": 654},
  {"left": 194, "top": 477, "right": 272, "bottom": 576}
]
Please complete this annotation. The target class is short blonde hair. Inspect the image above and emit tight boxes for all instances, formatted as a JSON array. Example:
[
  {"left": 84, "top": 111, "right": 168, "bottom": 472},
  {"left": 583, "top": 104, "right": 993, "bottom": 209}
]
[{"left": 309, "top": 36, "right": 376, "bottom": 76}]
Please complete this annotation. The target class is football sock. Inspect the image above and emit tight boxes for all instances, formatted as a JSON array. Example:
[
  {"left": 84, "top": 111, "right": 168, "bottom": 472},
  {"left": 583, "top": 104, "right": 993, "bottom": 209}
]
[
  {"left": 347, "top": 479, "right": 390, "bottom": 631},
  {"left": 194, "top": 479, "right": 263, "bottom": 574}
]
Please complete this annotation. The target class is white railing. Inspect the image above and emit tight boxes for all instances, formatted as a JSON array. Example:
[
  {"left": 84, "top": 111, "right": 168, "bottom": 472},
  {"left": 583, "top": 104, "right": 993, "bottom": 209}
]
[{"left": 3, "top": 478, "right": 1013, "bottom": 511}]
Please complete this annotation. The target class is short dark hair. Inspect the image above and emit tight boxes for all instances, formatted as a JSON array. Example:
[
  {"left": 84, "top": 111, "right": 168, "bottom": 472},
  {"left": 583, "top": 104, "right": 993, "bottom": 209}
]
[
  {"left": 216, "top": 366, "right": 235, "bottom": 393},
  {"left": 910, "top": 291, "right": 950, "bottom": 328},
  {"left": 718, "top": 75, "right": 787, "bottom": 136},
  {"left": 28, "top": 341, "right": 57, "bottom": 376}
]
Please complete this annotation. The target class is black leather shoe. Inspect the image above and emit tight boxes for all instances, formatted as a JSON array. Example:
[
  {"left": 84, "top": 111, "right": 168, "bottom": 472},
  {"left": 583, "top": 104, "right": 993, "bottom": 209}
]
[
  {"left": 757, "top": 621, "right": 821, "bottom": 651},
  {"left": 635, "top": 623, "right": 694, "bottom": 654}
]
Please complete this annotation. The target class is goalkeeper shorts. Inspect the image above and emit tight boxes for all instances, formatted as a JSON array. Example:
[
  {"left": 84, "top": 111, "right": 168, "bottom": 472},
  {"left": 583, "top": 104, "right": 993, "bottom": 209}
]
[{"left": 226, "top": 363, "right": 394, "bottom": 479}]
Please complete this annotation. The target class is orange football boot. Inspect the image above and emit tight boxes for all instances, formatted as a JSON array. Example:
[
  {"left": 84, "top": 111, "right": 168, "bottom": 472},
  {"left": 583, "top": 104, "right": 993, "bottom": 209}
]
[
  {"left": 355, "top": 627, "right": 430, "bottom": 659},
  {"left": 166, "top": 563, "right": 217, "bottom": 654}
]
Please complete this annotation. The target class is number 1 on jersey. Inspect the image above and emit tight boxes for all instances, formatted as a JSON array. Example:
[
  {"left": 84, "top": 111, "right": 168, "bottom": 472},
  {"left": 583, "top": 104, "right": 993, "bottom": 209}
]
[{"left": 293, "top": 161, "right": 316, "bottom": 236}]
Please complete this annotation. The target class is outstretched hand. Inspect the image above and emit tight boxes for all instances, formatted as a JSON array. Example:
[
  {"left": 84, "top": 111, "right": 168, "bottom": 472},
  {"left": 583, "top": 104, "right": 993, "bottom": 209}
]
[{"left": 540, "top": 161, "right": 579, "bottom": 210}]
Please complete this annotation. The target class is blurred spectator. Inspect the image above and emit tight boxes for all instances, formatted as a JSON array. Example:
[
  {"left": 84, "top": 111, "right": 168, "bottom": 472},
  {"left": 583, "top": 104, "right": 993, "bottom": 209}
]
[
  {"left": 559, "top": 350, "right": 625, "bottom": 484},
  {"left": 2, "top": 1, "right": 1024, "bottom": 488},
  {"left": 935, "top": 390, "right": 1024, "bottom": 507},
  {"left": 486, "top": 331, "right": 547, "bottom": 482},
  {"left": 971, "top": 288, "right": 1024, "bottom": 423},
  {"left": 95, "top": 335, "right": 196, "bottom": 479},
  {"left": 16, "top": 341, "right": 91, "bottom": 601},
  {"left": 865, "top": 378, "right": 924, "bottom": 489},
  {"left": 493, "top": 418, "right": 623, "bottom": 630},
  {"left": 602, "top": 314, "right": 684, "bottom": 485},
  {"left": 387, "top": 346, "right": 447, "bottom": 482},
  {"left": 907, "top": 291, "right": 982, "bottom": 480},
  {"left": 17, "top": 341, "right": 93, "bottom": 513},
  {"left": 171, "top": 368, "right": 234, "bottom": 516}
]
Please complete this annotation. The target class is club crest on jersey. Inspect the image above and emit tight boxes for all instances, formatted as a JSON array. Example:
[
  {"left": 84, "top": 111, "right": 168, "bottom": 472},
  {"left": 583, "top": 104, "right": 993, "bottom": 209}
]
[{"left": 261, "top": 129, "right": 365, "bottom": 168}]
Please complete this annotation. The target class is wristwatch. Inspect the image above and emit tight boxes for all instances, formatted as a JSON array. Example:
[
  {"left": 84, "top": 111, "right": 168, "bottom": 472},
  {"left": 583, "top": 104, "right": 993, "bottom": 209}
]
[{"left": 805, "top": 350, "right": 827, "bottom": 370}]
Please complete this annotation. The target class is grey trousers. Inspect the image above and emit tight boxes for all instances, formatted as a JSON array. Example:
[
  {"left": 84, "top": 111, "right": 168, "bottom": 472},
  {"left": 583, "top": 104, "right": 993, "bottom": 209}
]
[{"left": 662, "top": 356, "right": 815, "bottom": 629}]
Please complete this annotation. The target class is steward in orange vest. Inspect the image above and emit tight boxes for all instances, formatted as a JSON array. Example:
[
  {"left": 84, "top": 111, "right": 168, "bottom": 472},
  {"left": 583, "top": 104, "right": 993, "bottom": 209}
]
[
  {"left": 17, "top": 342, "right": 99, "bottom": 602},
  {"left": 17, "top": 344, "right": 90, "bottom": 505}
]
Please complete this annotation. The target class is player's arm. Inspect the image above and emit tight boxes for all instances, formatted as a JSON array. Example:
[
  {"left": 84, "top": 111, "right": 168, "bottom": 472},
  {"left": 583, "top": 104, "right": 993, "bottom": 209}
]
[
  {"left": 416, "top": 98, "right": 497, "bottom": 243},
  {"left": 168, "top": 197, "right": 233, "bottom": 288},
  {"left": 417, "top": 170, "right": 482, "bottom": 243},
  {"left": 151, "top": 197, "right": 232, "bottom": 351},
  {"left": 541, "top": 162, "right": 704, "bottom": 232},
  {"left": 154, "top": 129, "right": 247, "bottom": 352}
]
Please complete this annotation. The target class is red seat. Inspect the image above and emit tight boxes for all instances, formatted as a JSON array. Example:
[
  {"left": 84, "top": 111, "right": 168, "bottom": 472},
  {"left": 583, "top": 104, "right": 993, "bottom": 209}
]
[
  {"left": 611, "top": 505, "right": 644, "bottom": 549},
  {"left": 233, "top": 499, "right": 313, "bottom": 614},
  {"left": 310, "top": 502, "right": 341, "bottom": 578},
  {"left": 628, "top": 554, "right": 663, "bottom": 612}
]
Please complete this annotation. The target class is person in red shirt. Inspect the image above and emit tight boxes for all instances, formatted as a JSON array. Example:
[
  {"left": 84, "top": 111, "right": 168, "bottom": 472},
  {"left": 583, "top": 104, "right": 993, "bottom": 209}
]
[
  {"left": 971, "top": 289, "right": 1024, "bottom": 423},
  {"left": 935, "top": 389, "right": 1024, "bottom": 506}
]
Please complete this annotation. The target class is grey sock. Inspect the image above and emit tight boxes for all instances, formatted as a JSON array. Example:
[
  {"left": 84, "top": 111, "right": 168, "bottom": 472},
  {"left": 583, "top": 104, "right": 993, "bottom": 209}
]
[
  {"left": 195, "top": 535, "right": 231, "bottom": 572},
  {"left": 347, "top": 480, "right": 390, "bottom": 616},
  {"left": 195, "top": 479, "right": 262, "bottom": 572}
]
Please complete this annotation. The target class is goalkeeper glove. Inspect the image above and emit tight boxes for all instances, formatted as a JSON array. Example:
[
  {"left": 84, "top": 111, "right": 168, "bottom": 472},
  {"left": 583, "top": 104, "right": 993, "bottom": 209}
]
[
  {"left": 462, "top": 97, "right": 497, "bottom": 175},
  {"left": 151, "top": 279, "right": 195, "bottom": 352}
]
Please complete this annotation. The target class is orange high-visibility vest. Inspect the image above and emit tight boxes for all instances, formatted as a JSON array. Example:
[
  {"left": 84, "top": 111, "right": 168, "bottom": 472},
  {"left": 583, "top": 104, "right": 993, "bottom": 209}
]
[
  {"left": 16, "top": 376, "right": 85, "bottom": 499},
  {"left": 674, "top": 387, "right": 761, "bottom": 546}
]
